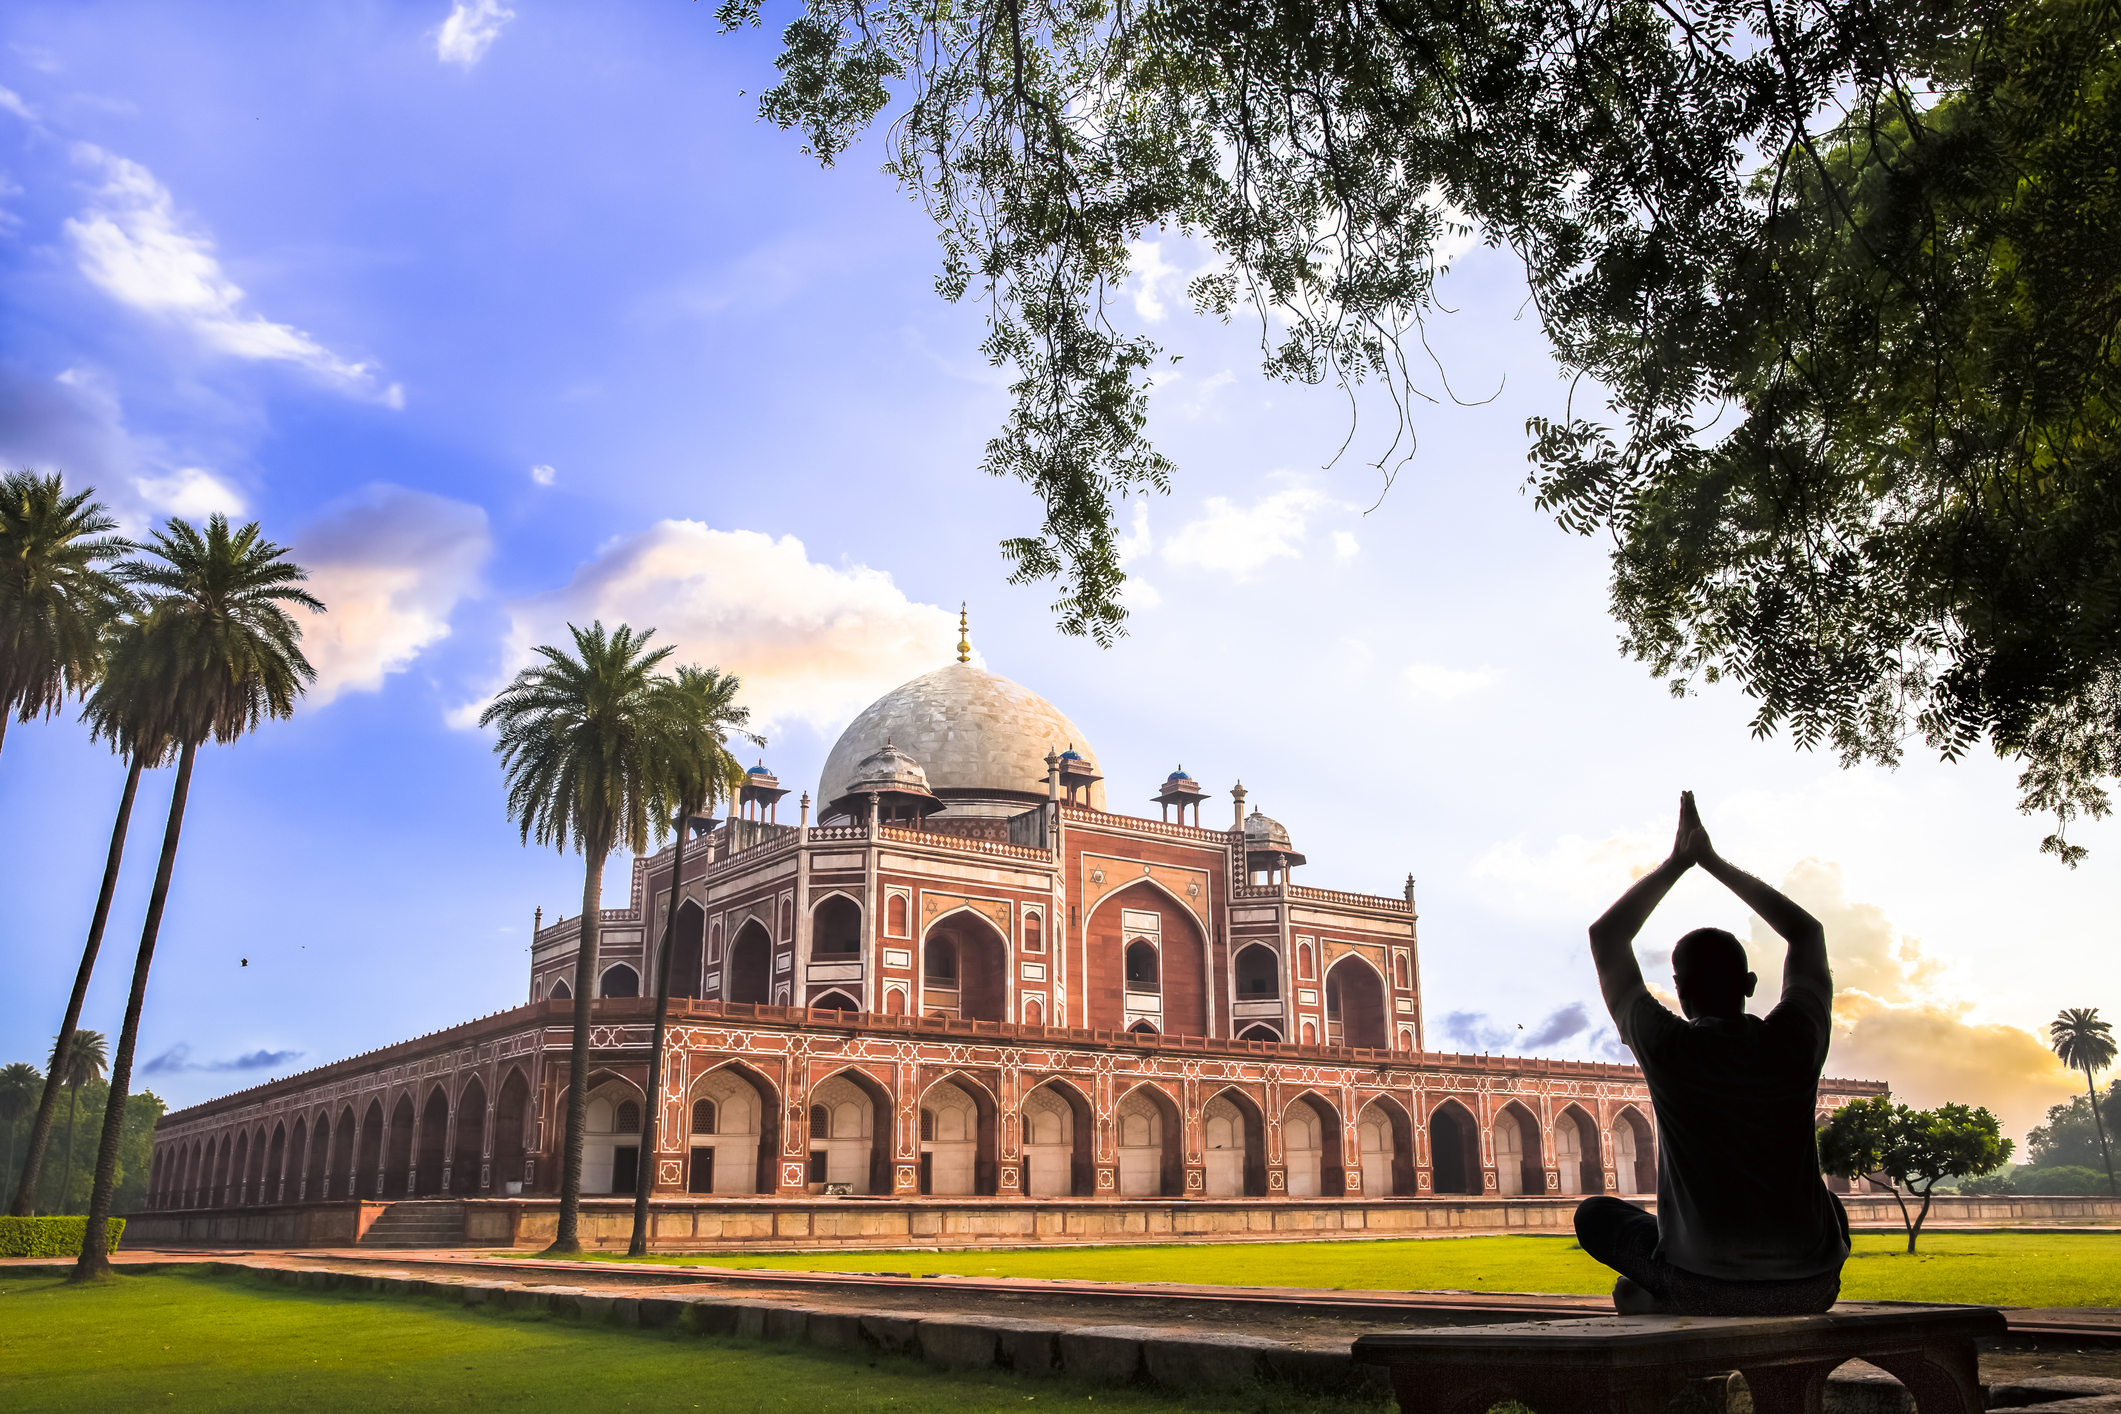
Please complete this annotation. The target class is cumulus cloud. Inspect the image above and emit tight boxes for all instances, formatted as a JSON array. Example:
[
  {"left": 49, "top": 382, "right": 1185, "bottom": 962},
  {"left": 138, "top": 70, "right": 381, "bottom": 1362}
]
[
  {"left": 1127, "top": 239, "right": 1183, "bottom": 322},
  {"left": 462, "top": 522, "right": 960, "bottom": 734},
  {"left": 437, "top": 0, "right": 516, "bottom": 67},
  {"left": 143, "top": 1044, "right": 302, "bottom": 1075},
  {"left": 1163, "top": 483, "right": 1342, "bottom": 579},
  {"left": 1399, "top": 662, "right": 1494, "bottom": 702},
  {"left": 530, "top": 463, "right": 556, "bottom": 486},
  {"left": 1758, "top": 860, "right": 2079, "bottom": 1139},
  {"left": 295, "top": 486, "right": 492, "bottom": 705},
  {"left": 135, "top": 465, "right": 246, "bottom": 519},
  {"left": 64, "top": 145, "right": 399, "bottom": 403}
]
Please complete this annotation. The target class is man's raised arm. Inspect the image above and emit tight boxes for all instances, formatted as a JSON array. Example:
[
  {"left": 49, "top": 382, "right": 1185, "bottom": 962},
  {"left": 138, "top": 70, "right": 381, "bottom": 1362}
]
[
  {"left": 1696, "top": 844, "right": 1831, "bottom": 999},
  {"left": 1587, "top": 793, "right": 1702, "bottom": 1022}
]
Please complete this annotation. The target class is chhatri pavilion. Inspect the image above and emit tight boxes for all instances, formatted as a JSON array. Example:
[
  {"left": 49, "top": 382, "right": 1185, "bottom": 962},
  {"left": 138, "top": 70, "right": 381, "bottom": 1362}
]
[{"left": 136, "top": 620, "right": 1884, "bottom": 1247}]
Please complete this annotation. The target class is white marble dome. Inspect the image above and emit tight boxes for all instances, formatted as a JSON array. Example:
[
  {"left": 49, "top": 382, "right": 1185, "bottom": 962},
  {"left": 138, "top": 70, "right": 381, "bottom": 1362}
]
[{"left": 818, "top": 662, "right": 1105, "bottom": 815}]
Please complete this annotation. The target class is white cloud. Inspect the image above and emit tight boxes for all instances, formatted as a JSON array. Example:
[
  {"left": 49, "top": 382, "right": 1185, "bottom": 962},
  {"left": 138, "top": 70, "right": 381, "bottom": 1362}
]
[
  {"left": 1331, "top": 530, "right": 1360, "bottom": 560},
  {"left": 63, "top": 145, "right": 398, "bottom": 403},
  {"left": 1760, "top": 861, "right": 2079, "bottom": 1140},
  {"left": 461, "top": 522, "right": 961, "bottom": 735},
  {"left": 295, "top": 486, "right": 491, "bottom": 705},
  {"left": 0, "top": 85, "right": 38, "bottom": 124},
  {"left": 1126, "top": 240, "right": 1182, "bottom": 322},
  {"left": 530, "top": 463, "right": 556, "bottom": 486},
  {"left": 1399, "top": 662, "right": 1494, "bottom": 701},
  {"left": 1162, "top": 483, "right": 1337, "bottom": 579},
  {"left": 436, "top": 0, "right": 516, "bottom": 67},
  {"left": 135, "top": 466, "right": 246, "bottom": 520}
]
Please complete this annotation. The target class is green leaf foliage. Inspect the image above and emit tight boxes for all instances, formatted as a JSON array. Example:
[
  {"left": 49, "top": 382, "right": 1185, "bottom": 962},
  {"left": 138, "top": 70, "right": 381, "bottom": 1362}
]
[
  {"left": 1820, "top": 1096, "right": 2012, "bottom": 1250},
  {"left": 0, "top": 1216, "right": 125, "bottom": 1257},
  {"left": 2010, "top": 1164, "right": 2114, "bottom": 1195},
  {"left": 2027, "top": 1080, "right": 2121, "bottom": 1170},
  {"left": 0, "top": 470, "right": 132, "bottom": 731},
  {"left": 722, "top": 0, "right": 2121, "bottom": 847}
]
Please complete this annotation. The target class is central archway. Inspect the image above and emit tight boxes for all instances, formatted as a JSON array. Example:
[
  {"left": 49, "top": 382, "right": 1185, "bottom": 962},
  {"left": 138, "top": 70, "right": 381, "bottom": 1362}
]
[
  {"left": 1203, "top": 1087, "right": 1266, "bottom": 1197},
  {"left": 1020, "top": 1081, "right": 1091, "bottom": 1197},
  {"left": 922, "top": 912, "right": 1008, "bottom": 1022},
  {"left": 1324, "top": 955, "right": 1388, "bottom": 1050},
  {"left": 919, "top": 1074, "right": 998, "bottom": 1195}
]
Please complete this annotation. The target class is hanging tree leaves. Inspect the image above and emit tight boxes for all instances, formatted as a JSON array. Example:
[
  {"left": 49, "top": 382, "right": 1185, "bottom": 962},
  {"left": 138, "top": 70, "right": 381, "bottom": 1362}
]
[{"left": 714, "top": 0, "right": 2121, "bottom": 852}]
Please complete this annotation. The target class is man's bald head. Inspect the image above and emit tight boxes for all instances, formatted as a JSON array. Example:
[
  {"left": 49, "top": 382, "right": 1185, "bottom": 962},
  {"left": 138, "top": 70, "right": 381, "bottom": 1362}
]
[{"left": 1673, "top": 926, "right": 1756, "bottom": 1019}]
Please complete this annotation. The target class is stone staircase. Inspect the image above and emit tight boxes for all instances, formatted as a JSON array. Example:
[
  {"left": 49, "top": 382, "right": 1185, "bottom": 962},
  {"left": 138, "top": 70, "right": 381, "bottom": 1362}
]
[{"left": 357, "top": 1199, "right": 467, "bottom": 1248}]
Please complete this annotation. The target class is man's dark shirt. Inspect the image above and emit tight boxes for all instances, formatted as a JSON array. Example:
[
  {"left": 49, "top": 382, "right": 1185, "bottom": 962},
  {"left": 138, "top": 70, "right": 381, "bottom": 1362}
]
[{"left": 1613, "top": 974, "right": 1849, "bottom": 1281}]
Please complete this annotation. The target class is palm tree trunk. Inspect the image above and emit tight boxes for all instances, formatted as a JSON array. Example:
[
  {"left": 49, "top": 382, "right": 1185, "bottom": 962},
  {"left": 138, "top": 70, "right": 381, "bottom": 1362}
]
[
  {"left": 549, "top": 840, "right": 607, "bottom": 1254},
  {"left": 2086, "top": 1065, "right": 2117, "bottom": 1198},
  {"left": 629, "top": 818, "right": 692, "bottom": 1256},
  {"left": 11, "top": 754, "right": 144, "bottom": 1217},
  {"left": 75, "top": 740, "right": 195, "bottom": 1280}
]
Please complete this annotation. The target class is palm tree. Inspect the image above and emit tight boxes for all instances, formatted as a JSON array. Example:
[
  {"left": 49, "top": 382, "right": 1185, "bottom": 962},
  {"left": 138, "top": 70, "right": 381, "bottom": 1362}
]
[
  {"left": 0, "top": 1063, "right": 41, "bottom": 1198},
  {"left": 481, "top": 621, "right": 681, "bottom": 1254},
  {"left": 0, "top": 470, "right": 132, "bottom": 764},
  {"left": 10, "top": 624, "right": 174, "bottom": 1218},
  {"left": 74, "top": 515, "right": 319, "bottom": 1279},
  {"left": 2051, "top": 1008, "right": 2118, "bottom": 1197},
  {"left": 629, "top": 665, "right": 757, "bottom": 1257},
  {"left": 46, "top": 1031, "right": 107, "bottom": 1214}
]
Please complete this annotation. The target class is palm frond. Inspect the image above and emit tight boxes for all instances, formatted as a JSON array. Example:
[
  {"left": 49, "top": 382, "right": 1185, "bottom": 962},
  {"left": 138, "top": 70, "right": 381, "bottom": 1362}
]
[
  {"left": 2053, "top": 1008, "right": 2117, "bottom": 1075},
  {"left": 0, "top": 470, "right": 135, "bottom": 723}
]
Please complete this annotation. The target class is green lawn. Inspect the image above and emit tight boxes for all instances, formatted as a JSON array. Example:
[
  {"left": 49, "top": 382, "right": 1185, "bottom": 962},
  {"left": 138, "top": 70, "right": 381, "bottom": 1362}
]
[
  {"left": 542, "top": 1232, "right": 2121, "bottom": 1309},
  {"left": 0, "top": 1270, "right": 1376, "bottom": 1414}
]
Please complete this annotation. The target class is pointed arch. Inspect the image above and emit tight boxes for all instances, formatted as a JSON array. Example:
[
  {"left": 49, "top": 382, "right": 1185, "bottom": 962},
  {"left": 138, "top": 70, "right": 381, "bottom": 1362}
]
[
  {"left": 1020, "top": 1076, "right": 1093, "bottom": 1196},
  {"left": 807, "top": 1064, "right": 891, "bottom": 1194},
  {"left": 686, "top": 1060, "right": 781, "bottom": 1194},
  {"left": 921, "top": 910, "right": 1007, "bottom": 1022},
  {"left": 231, "top": 1130, "right": 250, "bottom": 1205},
  {"left": 917, "top": 1069, "right": 999, "bottom": 1195},
  {"left": 385, "top": 1093, "right": 417, "bottom": 1198},
  {"left": 1428, "top": 1098, "right": 1480, "bottom": 1194},
  {"left": 1492, "top": 1100, "right": 1544, "bottom": 1196},
  {"left": 808, "top": 988, "right": 861, "bottom": 1013},
  {"left": 1356, "top": 1095, "right": 1414, "bottom": 1197},
  {"left": 493, "top": 1066, "right": 530, "bottom": 1195},
  {"left": 598, "top": 963, "right": 640, "bottom": 999},
  {"left": 410, "top": 1084, "right": 448, "bottom": 1195},
  {"left": 452, "top": 1075, "right": 489, "bottom": 1195},
  {"left": 1201, "top": 1085, "right": 1268, "bottom": 1196},
  {"left": 1324, "top": 953, "right": 1389, "bottom": 1051},
  {"left": 670, "top": 899, "right": 707, "bottom": 998},
  {"left": 266, "top": 1122, "right": 287, "bottom": 1204},
  {"left": 813, "top": 892, "right": 864, "bottom": 955},
  {"left": 1554, "top": 1103, "right": 1603, "bottom": 1195},
  {"left": 1612, "top": 1104, "right": 1655, "bottom": 1195},
  {"left": 1085, "top": 880, "right": 1208, "bottom": 1035},
  {"left": 1115, "top": 1081, "right": 1183, "bottom": 1197},
  {"left": 725, "top": 918, "right": 773, "bottom": 1004},
  {"left": 549, "top": 977, "right": 571, "bottom": 1001},
  {"left": 1282, "top": 1090, "right": 1345, "bottom": 1197}
]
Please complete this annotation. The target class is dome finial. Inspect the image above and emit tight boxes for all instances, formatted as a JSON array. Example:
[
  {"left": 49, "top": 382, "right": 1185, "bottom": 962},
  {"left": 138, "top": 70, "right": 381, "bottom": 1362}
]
[{"left": 956, "top": 602, "right": 971, "bottom": 663}]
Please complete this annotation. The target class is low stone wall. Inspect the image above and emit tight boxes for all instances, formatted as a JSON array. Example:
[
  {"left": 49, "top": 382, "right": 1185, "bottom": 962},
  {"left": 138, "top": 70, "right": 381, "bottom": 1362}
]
[
  {"left": 124, "top": 1201, "right": 381, "bottom": 1249},
  {"left": 124, "top": 1190, "right": 2119, "bottom": 1253},
  {"left": 1836, "top": 1193, "right": 2121, "bottom": 1226}
]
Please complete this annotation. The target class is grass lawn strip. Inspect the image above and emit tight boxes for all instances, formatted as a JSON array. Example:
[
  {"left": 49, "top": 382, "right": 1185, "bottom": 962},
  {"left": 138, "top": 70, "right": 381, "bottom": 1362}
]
[
  {"left": 539, "top": 1232, "right": 2121, "bottom": 1309},
  {"left": 0, "top": 1268, "right": 1386, "bottom": 1414}
]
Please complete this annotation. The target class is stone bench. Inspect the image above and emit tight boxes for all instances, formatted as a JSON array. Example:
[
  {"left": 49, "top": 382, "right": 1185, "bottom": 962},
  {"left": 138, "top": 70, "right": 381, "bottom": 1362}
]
[{"left": 1351, "top": 1303, "right": 2008, "bottom": 1414}]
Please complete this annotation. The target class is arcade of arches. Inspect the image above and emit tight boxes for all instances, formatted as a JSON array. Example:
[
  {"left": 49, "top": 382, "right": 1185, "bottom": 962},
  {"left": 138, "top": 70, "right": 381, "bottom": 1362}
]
[{"left": 145, "top": 1033, "right": 1689, "bottom": 1211}]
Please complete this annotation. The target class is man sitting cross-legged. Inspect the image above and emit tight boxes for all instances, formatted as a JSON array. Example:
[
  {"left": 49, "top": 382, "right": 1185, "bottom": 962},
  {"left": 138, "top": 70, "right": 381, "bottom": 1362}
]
[{"left": 1578, "top": 792, "right": 1849, "bottom": 1316}]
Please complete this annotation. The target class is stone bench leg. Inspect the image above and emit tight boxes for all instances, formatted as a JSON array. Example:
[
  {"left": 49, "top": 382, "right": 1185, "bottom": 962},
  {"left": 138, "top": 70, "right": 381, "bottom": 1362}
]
[
  {"left": 1866, "top": 1343, "right": 1986, "bottom": 1414},
  {"left": 1737, "top": 1360, "right": 1839, "bottom": 1414}
]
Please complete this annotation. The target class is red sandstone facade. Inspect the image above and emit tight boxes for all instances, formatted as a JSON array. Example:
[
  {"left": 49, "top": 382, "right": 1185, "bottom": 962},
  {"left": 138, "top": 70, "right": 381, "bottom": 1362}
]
[{"left": 144, "top": 657, "right": 1888, "bottom": 1219}]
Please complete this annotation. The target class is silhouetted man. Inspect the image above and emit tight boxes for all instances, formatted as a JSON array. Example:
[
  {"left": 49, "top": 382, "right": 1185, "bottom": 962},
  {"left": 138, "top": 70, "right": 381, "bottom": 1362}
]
[{"left": 1578, "top": 793, "right": 1849, "bottom": 1316}]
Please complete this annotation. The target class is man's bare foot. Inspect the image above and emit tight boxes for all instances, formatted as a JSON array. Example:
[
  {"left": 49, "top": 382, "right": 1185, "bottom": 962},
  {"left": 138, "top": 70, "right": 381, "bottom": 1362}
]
[{"left": 1614, "top": 1276, "right": 1680, "bottom": 1316}]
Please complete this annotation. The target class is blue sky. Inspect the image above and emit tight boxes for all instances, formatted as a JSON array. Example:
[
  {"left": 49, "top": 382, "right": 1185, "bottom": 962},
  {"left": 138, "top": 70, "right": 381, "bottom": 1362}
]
[{"left": 2, "top": 1, "right": 2112, "bottom": 1138}]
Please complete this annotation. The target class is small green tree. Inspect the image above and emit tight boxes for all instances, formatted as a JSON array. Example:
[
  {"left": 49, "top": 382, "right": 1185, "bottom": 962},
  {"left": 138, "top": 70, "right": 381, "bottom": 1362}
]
[
  {"left": 1820, "top": 1097, "right": 2012, "bottom": 1252},
  {"left": 49, "top": 1031, "right": 106, "bottom": 1216}
]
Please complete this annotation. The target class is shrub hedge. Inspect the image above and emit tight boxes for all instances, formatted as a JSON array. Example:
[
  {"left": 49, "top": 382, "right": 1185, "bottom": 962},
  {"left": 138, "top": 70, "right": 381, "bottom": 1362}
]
[{"left": 0, "top": 1216, "right": 127, "bottom": 1257}]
